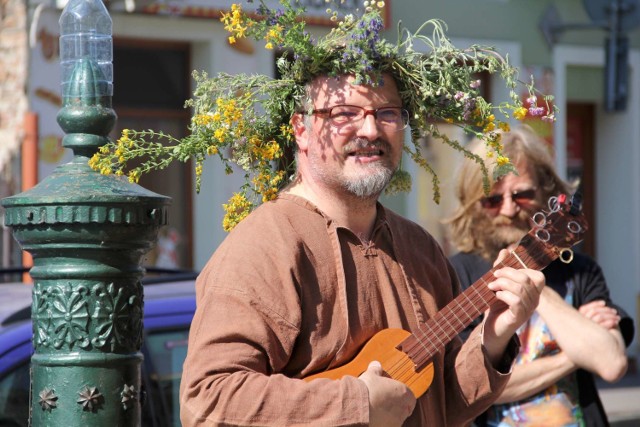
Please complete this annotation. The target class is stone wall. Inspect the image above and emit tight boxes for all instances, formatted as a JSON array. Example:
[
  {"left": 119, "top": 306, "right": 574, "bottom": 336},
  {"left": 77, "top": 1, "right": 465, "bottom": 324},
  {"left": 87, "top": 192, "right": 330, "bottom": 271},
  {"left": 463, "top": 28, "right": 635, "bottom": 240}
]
[
  {"left": 0, "top": 0, "right": 28, "bottom": 266},
  {"left": 0, "top": 0, "right": 28, "bottom": 181}
]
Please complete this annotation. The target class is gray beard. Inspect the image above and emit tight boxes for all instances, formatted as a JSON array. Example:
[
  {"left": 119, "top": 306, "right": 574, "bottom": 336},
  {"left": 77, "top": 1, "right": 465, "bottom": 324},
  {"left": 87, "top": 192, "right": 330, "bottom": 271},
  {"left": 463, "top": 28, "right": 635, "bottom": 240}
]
[{"left": 343, "top": 166, "right": 394, "bottom": 198}]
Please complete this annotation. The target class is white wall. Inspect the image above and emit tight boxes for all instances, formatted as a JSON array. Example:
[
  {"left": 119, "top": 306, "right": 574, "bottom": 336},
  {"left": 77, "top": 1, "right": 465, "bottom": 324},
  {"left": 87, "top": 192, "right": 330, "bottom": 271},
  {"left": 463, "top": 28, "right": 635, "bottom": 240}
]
[
  {"left": 554, "top": 45, "right": 640, "bottom": 350},
  {"left": 192, "top": 35, "right": 275, "bottom": 270}
]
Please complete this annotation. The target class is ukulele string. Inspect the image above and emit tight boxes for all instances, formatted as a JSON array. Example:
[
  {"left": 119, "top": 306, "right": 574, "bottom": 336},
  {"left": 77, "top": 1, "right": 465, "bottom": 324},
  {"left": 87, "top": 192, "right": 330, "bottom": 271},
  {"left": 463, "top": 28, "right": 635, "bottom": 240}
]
[
  {"left": 395, "top": 247, "right": 542, "bottom": 372},
  {"left": 387, "top": 207, "right": 584, "bottom": 389}
]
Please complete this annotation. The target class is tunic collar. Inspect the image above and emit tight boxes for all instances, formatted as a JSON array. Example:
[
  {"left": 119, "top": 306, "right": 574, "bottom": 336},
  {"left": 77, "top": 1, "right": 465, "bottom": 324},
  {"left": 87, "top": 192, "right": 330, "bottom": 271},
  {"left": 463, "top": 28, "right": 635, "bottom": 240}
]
[{"left": 277, "top": 193, "right": 390, "bottom": 241}]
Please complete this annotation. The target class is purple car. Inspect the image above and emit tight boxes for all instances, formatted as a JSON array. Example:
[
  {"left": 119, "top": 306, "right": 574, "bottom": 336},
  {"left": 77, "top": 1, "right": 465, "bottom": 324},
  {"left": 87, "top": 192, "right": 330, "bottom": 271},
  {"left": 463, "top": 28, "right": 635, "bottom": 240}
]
[{"left": 0, "top": 271, "right": 197, "bottom": 427}]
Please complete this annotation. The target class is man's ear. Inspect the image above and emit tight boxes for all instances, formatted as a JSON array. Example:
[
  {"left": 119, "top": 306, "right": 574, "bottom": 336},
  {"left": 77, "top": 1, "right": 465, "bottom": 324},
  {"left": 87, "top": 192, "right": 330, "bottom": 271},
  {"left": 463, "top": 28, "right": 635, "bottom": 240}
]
[{"left": 290, "top": 113, "right": 309, "bottom": 151}]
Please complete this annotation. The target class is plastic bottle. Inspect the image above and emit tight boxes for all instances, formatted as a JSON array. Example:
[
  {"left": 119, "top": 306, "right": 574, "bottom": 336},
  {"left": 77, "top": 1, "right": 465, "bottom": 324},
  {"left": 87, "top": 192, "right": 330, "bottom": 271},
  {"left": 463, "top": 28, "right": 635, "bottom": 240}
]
[{"left": 59, "top": 0, "right": 113, "bottom": 98}]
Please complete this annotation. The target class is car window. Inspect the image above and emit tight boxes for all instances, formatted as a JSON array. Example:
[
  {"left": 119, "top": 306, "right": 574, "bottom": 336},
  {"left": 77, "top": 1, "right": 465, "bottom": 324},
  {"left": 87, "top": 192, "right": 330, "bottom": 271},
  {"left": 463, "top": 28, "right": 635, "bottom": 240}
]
[
  {"left": 0, "top": 362, "right": 29, "bottom": 427},
  {"left": 0, "top": 331, "right": 191, "bottom": 427},
  {"left": 143, "top": 328, "right": 189, "bottom": 427}
]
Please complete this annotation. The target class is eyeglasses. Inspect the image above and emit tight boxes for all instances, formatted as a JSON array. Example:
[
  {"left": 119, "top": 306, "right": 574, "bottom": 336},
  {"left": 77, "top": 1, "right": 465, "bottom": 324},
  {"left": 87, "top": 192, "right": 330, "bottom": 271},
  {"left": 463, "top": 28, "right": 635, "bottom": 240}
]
[
  {"left": 303, "top": 105, "right": 410, "bottom": 131},
  {"left": 479, "top": 188, "right": 537, "bottom": 209}
]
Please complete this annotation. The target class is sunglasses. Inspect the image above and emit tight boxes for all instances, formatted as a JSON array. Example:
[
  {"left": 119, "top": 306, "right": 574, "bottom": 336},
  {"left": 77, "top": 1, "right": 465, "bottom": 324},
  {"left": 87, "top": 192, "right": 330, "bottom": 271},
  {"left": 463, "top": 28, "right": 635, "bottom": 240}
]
[{"left": 480, "top": 188, "right": 537, "bottom": 209}]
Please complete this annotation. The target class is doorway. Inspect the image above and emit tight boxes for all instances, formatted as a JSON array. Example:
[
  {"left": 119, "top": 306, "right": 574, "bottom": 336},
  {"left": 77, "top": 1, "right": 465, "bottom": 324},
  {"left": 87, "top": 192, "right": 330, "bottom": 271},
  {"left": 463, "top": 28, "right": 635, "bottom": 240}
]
[
  {"left": 113, "top": 38, "right": 193, "bottom": 269},
  {"left": 566, "top": 102, "right": 596, "bottom": 257}
]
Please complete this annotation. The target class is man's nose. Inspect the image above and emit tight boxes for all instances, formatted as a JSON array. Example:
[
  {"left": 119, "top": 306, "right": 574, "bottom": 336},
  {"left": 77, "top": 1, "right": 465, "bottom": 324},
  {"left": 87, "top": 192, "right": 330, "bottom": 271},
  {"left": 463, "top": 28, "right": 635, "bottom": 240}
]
[
  {"left": 498, "top": 195, "right": 520, "bottom": 217},
  {"left": 356, "top": 113, "right": 382, "bottom": 140}
]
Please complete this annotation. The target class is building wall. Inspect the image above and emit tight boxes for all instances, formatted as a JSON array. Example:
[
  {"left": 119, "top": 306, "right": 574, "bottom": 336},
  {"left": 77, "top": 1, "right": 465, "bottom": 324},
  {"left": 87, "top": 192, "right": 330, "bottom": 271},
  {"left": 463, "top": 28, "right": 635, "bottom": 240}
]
[
  {"left": 0, "top": 0, "right": 28, "bottom": 267},
  {"left": 0, "top": 0, "right": 28, "bottom": 173}
]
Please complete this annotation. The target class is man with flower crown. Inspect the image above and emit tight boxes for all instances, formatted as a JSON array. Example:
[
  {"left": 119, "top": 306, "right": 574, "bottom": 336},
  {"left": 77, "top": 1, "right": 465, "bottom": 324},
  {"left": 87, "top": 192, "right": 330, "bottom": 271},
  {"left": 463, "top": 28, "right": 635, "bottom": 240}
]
[{"left": 92, "top": 2, "right": 555, "bottom": 425}]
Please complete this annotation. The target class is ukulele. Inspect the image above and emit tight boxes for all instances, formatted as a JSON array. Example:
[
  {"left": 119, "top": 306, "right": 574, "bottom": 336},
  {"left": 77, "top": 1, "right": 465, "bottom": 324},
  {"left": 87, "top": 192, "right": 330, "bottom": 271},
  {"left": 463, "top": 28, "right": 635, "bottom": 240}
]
[{"left": 304, "top": 193, "right": 588, "bottom": 398}]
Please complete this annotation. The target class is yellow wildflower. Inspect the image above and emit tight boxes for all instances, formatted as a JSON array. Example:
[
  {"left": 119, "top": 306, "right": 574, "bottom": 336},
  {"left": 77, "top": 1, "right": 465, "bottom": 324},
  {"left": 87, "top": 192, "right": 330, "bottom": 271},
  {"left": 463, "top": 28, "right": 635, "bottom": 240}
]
[
  {"left": 128, "top": 169, "right": 141, "bottom": 183},
  {"left": 221, "top": 3, "right": 249, "bottom": 42},
  {"left": 483, "top": 122, "right": 495, "bottom": 133},
  {"left": 271, "top": 170, "right": 285, "bottom": 186},
  {"left": 514, "top": 107, "right": 528, "bottom": 121},
  {"left": 496, "top": 155, "right": 510, "bottom": 166},
  {"left": 88, "top": 154, "right": 99, "bottom": 169},
  {"left": 262, "top": 141, "right": 281, "bottom": 161},
  {"left": 214, "top": 128, "right": 226, "bottom": 141},
  {"left": 261, "top": 187, "right": 278, "bottom": 203},
  {"left": 222, "top": 192, "right": 253, "bottom": 232}
]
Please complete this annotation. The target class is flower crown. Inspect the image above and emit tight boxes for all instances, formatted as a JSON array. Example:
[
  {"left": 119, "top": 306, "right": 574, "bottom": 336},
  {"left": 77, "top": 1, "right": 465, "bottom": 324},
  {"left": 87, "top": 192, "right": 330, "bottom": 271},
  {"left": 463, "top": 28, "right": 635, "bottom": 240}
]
[{"left": 90, "top": 0, "right": 555, "bottom": 231}]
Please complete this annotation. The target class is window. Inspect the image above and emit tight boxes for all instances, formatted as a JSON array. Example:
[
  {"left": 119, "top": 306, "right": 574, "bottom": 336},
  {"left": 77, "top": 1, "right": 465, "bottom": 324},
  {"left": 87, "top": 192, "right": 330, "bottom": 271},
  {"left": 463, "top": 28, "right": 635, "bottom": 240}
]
[
  {"left": 142, "top": 328, "right": 190, "bottom": 427},
  {"left": 0, "top": 362, "right": 29, "bottom": 427}
]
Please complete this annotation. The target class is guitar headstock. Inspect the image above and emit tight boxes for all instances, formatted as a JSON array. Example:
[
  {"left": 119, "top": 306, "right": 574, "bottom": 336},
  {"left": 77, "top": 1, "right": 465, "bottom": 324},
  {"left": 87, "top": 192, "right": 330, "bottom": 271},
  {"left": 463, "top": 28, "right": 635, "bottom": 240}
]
[{"left": 517, "top": 193, "right": 589, "bottom": 268}]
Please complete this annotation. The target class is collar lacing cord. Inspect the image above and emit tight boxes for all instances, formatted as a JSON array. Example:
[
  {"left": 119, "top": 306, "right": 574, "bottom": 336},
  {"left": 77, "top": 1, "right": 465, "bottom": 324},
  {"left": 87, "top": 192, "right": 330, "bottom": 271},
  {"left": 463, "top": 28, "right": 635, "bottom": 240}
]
[
  {"left": 326, "top": 221, "right": 355, "bottom": 368},
  {"left": 386, "top": 220, "right": 428, "bottom": 326}
]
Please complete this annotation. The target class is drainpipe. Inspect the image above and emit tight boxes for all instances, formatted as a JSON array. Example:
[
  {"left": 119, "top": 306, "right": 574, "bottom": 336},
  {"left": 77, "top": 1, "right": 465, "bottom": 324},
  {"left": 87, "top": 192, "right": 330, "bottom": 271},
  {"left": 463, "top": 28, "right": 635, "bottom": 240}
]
[{"left": 21, "top": 112, "right": 38, "bottom": 282}]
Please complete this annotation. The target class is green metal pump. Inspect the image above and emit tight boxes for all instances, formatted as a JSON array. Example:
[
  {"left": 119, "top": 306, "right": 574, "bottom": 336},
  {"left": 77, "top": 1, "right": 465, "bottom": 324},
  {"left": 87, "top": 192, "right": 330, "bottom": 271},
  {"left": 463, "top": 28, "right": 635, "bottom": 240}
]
[{"left": 2, "top": 0, "right": 170, "bottom": 425}]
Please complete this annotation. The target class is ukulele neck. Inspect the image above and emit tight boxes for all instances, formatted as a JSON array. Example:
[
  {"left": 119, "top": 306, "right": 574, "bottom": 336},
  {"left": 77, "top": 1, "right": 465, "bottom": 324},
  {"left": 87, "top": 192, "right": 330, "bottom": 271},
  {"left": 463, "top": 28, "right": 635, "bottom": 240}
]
[{"left": 398, "top": 242, "right": 556, "bottom": 371}]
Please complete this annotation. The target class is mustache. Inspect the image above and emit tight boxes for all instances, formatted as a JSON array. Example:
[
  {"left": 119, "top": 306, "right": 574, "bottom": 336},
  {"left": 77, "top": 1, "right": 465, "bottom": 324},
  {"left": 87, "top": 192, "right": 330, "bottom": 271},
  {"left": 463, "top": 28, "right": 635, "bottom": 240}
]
[
  {"left": 492, "top": 216, "right": 515, "bottom": 227},
  {"left": 342, "top": 138, "right": 390, "bottom": 154},
  {"left": 491, "top": 211, "right": 532, "bottom": 229}
]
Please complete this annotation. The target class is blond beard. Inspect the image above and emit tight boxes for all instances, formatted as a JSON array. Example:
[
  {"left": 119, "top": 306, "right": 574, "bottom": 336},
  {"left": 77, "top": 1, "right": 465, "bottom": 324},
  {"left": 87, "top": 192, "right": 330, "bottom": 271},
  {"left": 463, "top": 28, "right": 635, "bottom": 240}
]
[{"left": 473, "top": 209, "right": 532, "bottom": 261}]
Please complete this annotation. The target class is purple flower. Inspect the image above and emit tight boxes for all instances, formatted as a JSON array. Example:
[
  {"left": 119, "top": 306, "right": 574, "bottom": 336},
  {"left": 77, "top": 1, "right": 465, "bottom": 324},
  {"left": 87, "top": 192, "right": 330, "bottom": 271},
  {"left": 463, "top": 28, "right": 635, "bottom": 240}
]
[
  {"left": 529, "top": 106, "right": 545, "bottom": 116},
  {"left": 462, "top": 98, "right": 477, "bottom": 121}
]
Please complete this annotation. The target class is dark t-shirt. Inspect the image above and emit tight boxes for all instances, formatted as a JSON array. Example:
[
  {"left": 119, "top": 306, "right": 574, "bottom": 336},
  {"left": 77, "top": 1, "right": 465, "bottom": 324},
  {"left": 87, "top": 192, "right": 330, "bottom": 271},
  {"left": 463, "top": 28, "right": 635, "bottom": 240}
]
[{"left": 449, "top": 251, "right": 635, "bottom": 427}]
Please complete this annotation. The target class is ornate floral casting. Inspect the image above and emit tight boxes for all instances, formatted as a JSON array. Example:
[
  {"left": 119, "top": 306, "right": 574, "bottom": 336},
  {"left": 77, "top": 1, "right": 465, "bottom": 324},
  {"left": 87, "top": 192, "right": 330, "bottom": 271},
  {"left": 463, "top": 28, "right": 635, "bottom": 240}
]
[
  {"left": 33, "top": 286, "right": 51, "bottom": 348},
  {"left": 31, "top": 281, "right": 143, "bottom": 352},
  {"left": 120, "top": 384, "right": 138, "bottom": 410},
  {"left": 77, "top": 386, "right": 103, "bottom": 411},
  {"left": 38, "top": 387, "right": 58, "bottom": 411},
  {"left": 92, "top": 282, "right": 142, "bottom": 351},
  {"left": 50, "top": 283, "right": 90, "bottom": 349}
]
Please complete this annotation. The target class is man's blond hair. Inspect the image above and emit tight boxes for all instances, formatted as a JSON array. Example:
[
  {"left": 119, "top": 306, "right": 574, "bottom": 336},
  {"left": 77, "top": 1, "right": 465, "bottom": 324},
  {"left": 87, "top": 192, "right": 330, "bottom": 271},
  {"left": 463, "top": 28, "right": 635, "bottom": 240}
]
[{"left": 447, "top": 125, "right": 573, "bottom": 256}]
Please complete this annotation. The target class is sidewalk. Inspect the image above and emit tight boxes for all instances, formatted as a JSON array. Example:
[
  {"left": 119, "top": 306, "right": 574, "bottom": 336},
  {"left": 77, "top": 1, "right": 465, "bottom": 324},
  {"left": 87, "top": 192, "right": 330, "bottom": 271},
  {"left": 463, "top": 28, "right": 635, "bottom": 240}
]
[{"left": 597, "top": 357, "right": 640, "bottom": 426}]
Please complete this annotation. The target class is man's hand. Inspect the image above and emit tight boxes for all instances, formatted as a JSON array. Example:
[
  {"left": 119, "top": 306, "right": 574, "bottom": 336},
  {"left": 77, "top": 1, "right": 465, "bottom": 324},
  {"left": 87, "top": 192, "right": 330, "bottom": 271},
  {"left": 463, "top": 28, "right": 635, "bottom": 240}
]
[
  {"left": 579, "top": 300, "right": 621, "bottom": 330},
  {"left": 358, "top": 361, "right": 416, "bottom": 427},
  {"left": 482, "top": 249, "right": 545, "bottom": 365}
]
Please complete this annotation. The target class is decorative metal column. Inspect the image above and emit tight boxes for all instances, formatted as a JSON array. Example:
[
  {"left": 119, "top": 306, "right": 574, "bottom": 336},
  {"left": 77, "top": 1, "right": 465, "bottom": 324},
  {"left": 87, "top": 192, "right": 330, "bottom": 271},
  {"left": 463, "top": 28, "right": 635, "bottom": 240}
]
[{"left": 1, "top": 0, "right": 170, "bottom": 425}]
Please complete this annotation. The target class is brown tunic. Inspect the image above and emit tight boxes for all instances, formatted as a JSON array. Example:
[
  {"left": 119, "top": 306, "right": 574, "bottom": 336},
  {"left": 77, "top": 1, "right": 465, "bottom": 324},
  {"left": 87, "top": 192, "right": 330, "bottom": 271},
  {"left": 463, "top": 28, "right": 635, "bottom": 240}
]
[{"left": 180, "top": 194, "right": 515, "bottom": 426}]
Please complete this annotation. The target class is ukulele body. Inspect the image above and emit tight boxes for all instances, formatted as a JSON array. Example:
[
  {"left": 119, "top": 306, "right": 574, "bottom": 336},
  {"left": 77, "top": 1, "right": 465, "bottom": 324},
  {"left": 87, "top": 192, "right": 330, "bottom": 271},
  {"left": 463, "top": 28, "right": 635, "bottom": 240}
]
[{"left": 304, "top": 328, "right": 434, "bottom": 398}]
